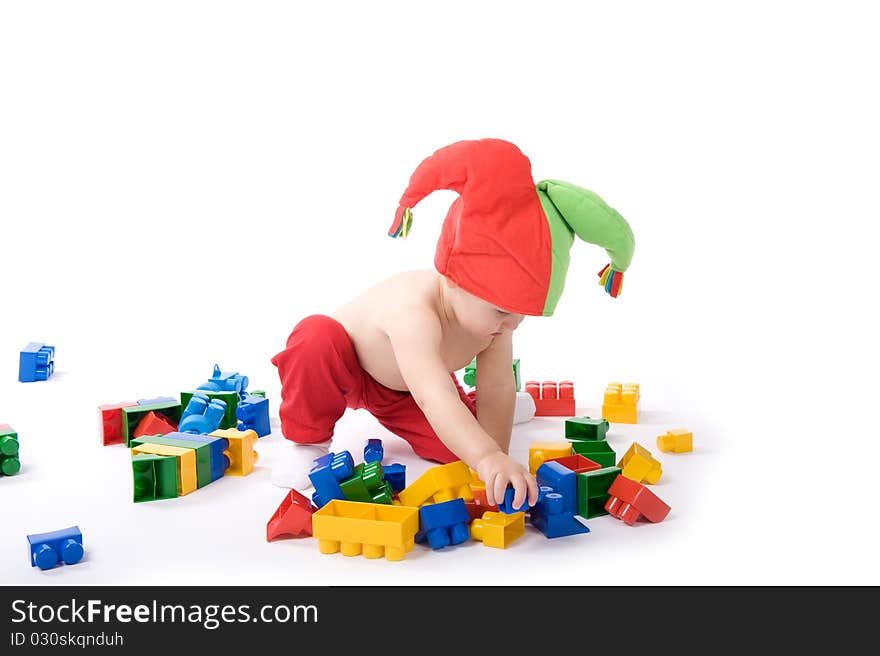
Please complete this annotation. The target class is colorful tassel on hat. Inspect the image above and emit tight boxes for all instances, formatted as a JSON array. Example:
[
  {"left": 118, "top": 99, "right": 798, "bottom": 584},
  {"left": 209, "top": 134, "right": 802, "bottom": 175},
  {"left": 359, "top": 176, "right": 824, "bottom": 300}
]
[
  {"left": 388, "top": 206, "right": 413, "bottom": 239},
  {"left": 598, "top": 264, "right": 624, "bottom": 298}
]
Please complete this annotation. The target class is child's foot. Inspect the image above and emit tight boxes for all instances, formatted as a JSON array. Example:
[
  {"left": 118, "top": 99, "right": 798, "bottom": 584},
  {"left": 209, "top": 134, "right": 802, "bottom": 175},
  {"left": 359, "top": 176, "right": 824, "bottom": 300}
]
[
  {"left": 513, "top": 391, "right": 536, "bottom": 424},
  {"left": 271, "top": 440, "right": 331, "bottom": 490}
]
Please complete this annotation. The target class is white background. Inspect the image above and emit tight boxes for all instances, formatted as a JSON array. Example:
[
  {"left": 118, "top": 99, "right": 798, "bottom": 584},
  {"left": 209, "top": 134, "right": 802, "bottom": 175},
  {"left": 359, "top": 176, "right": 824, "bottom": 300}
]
[{"left": 1, "top": 1, "right": 877, "bottom": 585}]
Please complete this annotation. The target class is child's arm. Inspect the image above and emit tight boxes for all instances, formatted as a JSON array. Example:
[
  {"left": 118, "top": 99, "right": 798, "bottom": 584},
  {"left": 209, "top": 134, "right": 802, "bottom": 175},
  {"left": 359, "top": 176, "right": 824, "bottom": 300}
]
[{"left": 474, "top": 331, "right": 516, "bottom": 453}]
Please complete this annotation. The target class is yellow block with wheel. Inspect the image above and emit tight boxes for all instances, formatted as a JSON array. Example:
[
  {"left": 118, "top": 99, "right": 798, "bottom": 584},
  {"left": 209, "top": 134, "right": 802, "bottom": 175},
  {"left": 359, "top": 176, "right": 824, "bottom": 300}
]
[
  {"left": 210, "top": 428, "right": 259, "bottom": 476},
  {"left": 131, "top": 443, "right": 197, "bottom": 495},
  {"left": 312, "top": 499, "right": 419, "bottom": 561}
]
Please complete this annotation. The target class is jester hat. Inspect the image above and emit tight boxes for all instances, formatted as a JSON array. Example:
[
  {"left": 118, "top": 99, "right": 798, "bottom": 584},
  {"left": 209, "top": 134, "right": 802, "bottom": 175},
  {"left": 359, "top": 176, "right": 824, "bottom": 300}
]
[{"left": 387, "top": 138, "right": 635, "bottom": 316}]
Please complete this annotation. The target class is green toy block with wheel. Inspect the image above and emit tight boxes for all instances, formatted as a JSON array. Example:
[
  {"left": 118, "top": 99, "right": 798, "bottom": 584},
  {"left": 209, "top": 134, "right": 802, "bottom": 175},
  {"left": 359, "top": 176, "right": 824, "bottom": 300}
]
[
  {"left": 132, "top": 453, "right": 179, "bottom": 502},
  {"left": 1, "top": 424, "right": 21, "bottom": 476},
  {"left": 565, "top": 416, "right": 610, "bottom": 441},
  {"left": 570, "top": 439, "right": 616, "bottom": 468},
  {"left": 122, "top": 401, "right": 182, "bottom": 447},
  {"left": 577, "top": 466, "right": 621, "bottom": 519},
  {"left": 339, "top": 462, "right": 394, "bottom": 504},
  {"left": 180, "top": 390, "right": 239, "bottom": 430},
  {"left": 463, "top": 358, "right": 521, "bottom": 391},
  {"left": 130, "top": 435, "right": 212, "bottom": 488}
]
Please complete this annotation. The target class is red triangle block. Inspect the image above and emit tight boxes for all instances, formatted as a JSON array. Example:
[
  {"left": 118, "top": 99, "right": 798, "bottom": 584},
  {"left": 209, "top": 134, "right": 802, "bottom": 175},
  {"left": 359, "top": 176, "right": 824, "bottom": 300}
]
[
  {"left": 267, "top": 489, "right": 315, "bottom": 541},
  {"left": 132, "top": 411, "right": 178, "bottom": 439}
]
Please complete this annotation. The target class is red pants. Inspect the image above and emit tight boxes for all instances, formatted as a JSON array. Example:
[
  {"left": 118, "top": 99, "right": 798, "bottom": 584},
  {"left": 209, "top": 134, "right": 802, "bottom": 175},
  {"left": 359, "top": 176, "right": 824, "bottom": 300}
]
[{"left": 270, "top": 314, "right": 476, "bottom": 464}]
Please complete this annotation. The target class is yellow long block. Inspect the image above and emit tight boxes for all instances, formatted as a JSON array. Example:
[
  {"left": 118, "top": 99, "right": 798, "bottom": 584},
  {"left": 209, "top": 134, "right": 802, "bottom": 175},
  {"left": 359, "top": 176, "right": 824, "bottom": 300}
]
[
  {"left": 210, "top": 428, "right": 259, "bottom": 476},
  {"left": 311, "top": 499, "right": 420, "bottom": 561},
  {"left": 471, "top": 511, "right": 525, "bottom": 549},
  {"left": 602, "top": 382, "right": 639, "bottom": 424},
  {"left": 617, "top": 442, "right": 662, "bottom": 484},
  {"left": 398, "top": 461, "right": 473, "bottom": 507},
  {"left": 131, "top": 443, "right": 197, "bottom": 495},
  {"left": 528, "top": 441, "right": 573, "bottom": 475},
  {"left": 657, "top": 429, "right": 693, "bottom": 453}
]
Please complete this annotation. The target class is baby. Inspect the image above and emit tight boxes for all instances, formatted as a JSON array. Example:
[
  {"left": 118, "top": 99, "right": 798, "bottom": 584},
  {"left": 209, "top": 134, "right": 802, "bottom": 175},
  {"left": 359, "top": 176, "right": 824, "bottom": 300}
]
[{"left": 271, "top": 138, "right": 635, "bottom": 511}]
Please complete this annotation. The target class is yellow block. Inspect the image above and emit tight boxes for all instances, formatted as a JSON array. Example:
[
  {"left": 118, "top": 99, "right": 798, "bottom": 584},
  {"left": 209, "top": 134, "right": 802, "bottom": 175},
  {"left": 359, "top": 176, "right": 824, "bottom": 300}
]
[
  {"left": 528, "top": 441, "right": 573, "bottom": 475},
  {"left": 210, "top": 428, "right": 259, "bottom": 476},
  {"left": 471, "top": 511, "right": 525, "bottom": 549},
  {"left": 602, "top": 382, "right": 639, "bottom": 424},
  {"left": 617, "top": 442, "right": 662, "bottom": 484},
  {"left": 468, "top": 468, "right": 486, "bottom": 490},
  {"left": 657, "top": 429, "right": 693, "bottom": 453},
  {"left": 311, "top": 499, "right": 420, "bottom": 561},
  {"left": 131, "top": 443, "right": 198, "bottom": 495},
  {"left": 398, "top": 461, "right": 473, "bottom": 507}
]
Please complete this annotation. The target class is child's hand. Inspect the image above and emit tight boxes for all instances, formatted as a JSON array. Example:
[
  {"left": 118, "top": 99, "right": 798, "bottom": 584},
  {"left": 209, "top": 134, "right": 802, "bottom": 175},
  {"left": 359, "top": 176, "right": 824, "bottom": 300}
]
[{"left": 476, "top": 452, "right": 539, "bottom": 510}]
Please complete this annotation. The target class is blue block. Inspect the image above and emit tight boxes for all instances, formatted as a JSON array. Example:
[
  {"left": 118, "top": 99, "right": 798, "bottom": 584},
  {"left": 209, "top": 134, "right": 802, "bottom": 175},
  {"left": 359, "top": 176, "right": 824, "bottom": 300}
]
[
  {"left": 383, "top": 463, "right": 406, "bottom": 493},
  {"left": 364, "top": 438, "right": 384, "bottom": 464},
  {"left": 308, "top": 451, "right": 354, "bottom": 508},
  {"left": 530, "top": 489, "right": 590, "bottom": 539},
  {"left": 161, "top": 432, "right": 229, "bottom": 481},
  {"left": 416, "top": 499, "right": 471, "bottom": 550},
  {"left": 18, "top": 343, "right": 55, "bottom": 383},
  {"left": 236, "top": 394, "right": 270, "bottom": 437},
  {"left": 137, "top": 396, "right": 177, "bottom": 406},
  {"left": 498, "top": 485, "right": 545, "bottom": 514},
  {"left": 197, "top": 364, "right": 249, "bottom": 395},
  {"left": 536, "top": 461, "right": 578, "bottom": 515},
  {"left": 178, "top": 393, "right": 227, "bottom": 434},
  {"left": 27, "top": 526, "right": 84, "bottom": 570}
]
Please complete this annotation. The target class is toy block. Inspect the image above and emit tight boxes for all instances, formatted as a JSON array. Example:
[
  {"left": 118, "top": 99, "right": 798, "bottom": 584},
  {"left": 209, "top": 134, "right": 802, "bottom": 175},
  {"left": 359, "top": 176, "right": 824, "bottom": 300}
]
[
  {"left": 528, "top": 441, "right": 573, "bottom": 475},
  {"left": 19, "top": 342, "right": 55, "bottom": 382},
  {"left": 159, "top": 432, "right": 229, "bottom": 482},
  {"left": 27, "top": 526, "right": 83, "bottom": 570},
  {"left": 267, "top": 489, "right": 315, "bottom": 541},
  {"left": 498, "top": 485, "right": 545, "bottom": 514},
  {"left": 471, "top": 487, "right": 498, "bottom": 513},
  {"left": 565, "top": 416, "right": 610, "bottom": 441},
  {"left": 197, "top": 363, "right": 249, "bottom": 395},
  {"left": 311, "top": 499, "right": 420, "bottom": 561},
  {"left": 657, "top": 429, "right": 693, "bottom": 453},
  {"left": 416, "top": 498, "right": 471, "bottom": 549},
  {"left": 236, "top": 394, "right": 270, "bottom": 437},
  {"left": 536, "top": 461, "right": 578, "bottom": 515},
  {"left": 210, "top": 428, "right": 259, "bottom": 476},
  {"left": 364, "top": 438, "right": 384, "bottom": 464},
  {"left": 131, "top": 435, "right": 215, "bottom": 488},
  {"left": 131, "top": 454, "right": 179, "bottom": 502},
  {"left": 383, "top": 463, "right": 406, "bottom": 493},
  {"left": 1, "top": 424, "right": 21, "bottom": 476},
  {"left": 463, "top": 357, "right": 521, "bottom": 391},
  {"left": 577, "top": 466, "right": 622, "bottom": 519},
  {"left": 307, "top": 451, "right": 355, "bottom": 508},
  {"left": 570, "top": 439, "right": 617, "bottom": 468},
  {"left": 181, "top": 390, "right": 239, "bottom": 430},
  {"left": 339, "top": 462, "right": 394, "bottom": 504},
  {"left": 131, "top": 443, "right": 198, "bottom": 495},
  {"left": 524, "top": 380, "right": 576, "bottom": 416},
  {"left": 178, "top": 393, "right": 227, "bottom": 434},
  {"left": 602, "top": 382, "right": 639, "bottom": 424},
  {"left": 468, "top": 468, "right": 485, "bottom": 490},
  {"left": 530, "top": 489, "right": 591, "bottom": 538},
  {"left": 605, "top": 474, "right": 671, "bottom": 525},
  {"left": 398, "top": 460, "right": 473, "bottom": 507},
  {"left": 250, "top": 390, "right": 266, "bottom": 398},
  {"left": 98, "top": 402, "right": 138, "bottom": 446},
  {"left": 471, "top": 511, "right": 525, "bottom": 548},
  {"left": 618, "top": 442, "right": 662, "bottom": 484},
  {"left": 122, "top": 401, "right": 181, "bottom": 447},
  {"left": 131, "top": 411, "right": 178, "bottom": 440},
  {"left": 138, "top": 396, "right": 177, "bottom": 406},
  {"left": 546, "top": 454, "right": 601, "bottom": 475}
]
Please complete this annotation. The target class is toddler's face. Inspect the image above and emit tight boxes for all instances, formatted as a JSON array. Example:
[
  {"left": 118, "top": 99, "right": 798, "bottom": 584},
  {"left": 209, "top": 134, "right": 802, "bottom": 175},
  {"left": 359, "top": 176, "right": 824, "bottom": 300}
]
[{"left": 445, "top": 280, "right": 524, "bottom": 338}]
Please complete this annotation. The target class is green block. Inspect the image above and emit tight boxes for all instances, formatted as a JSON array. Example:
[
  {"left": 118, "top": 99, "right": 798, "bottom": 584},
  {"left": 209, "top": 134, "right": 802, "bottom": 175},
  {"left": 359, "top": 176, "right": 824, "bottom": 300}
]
[
  {"left": 463, "top": 357, "right": 521, "bottom": 390},
  {"left": 180, "top": 390, "right": 239, "bottom": 430},
  {"left": 1, "top": 455, "right": 21, "bottom": 476},
  {"left": 1, "top": 426, "right": 21, "bottom": 476},
  {"left": 130, "top": 435, "right": 212, "bottom": 488},
  {"left": 122, "top": 401, "right": 182, "bottom": 447},
  {"left": 565, "top": 416, "right": 609, "bottom": 441},
  {"left": 339, "top": 462, "right": 393, "bottom": 504},
  {"left": 250, "top": 390, "right": 266, "bottom": 398},
  {"left": 570, "top": 440, "right": 617, "bottom": 468},
  {"left": 132, "top": 453, "right": 179, "bottom": 502},
  {"left": 577, "top": 466, "right": 621, "bottom": 519},
  {"left": 512, "top": 358, "right": 521, "bottom": 392}
]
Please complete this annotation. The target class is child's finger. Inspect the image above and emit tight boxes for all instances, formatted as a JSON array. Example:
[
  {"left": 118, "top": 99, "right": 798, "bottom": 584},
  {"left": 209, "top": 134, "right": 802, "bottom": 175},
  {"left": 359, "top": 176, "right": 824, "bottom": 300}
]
[
  {"left": 527, "top": 474, "right": 540, "bottom": 506},
  {"left": 494, "top": 476, "right": 508, "bottom": 511},
  {"left": 511, "top": 476, "right": 526, "bottom": 510},
  {"left": 484, "top": 472, "right": 498, "bottom": 506}
]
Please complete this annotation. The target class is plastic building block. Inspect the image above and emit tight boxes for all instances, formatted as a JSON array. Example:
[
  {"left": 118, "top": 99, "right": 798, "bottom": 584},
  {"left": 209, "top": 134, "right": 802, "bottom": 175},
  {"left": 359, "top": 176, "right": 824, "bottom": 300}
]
[
  {"left": 181, "top": 390, "right": 239, "bottom": 430},
  {"left": 364, "top": 438, "right": 384, "bottom": 464},
  {"left": 576, "top": 466, "right": 622, "bottom": 519},
  {"left": 468, "top": 468, "right": 485, "bottom": 490},
  {"left": 131, "top": 443, "right": 198, "bottom": 495},
  {"left": 471, "top": 511, "right": 525, "bottom": 548},
  {"left": 250, "top": 390, "right": 266, "bottom": 398},
  {"left": 131, "top": 454, "right": 179, "bottom": 502},
  {"left": 570, "top": 439, "right": 617, "bottom": 468},
  {"left": 155, "top": 432, "right": 229, "bottom": 483},
  {"left": 339, "top": 462, "right": 394, "bottom": 504},
  {"left": 137, "top": 396, "right": 177, "bottom": 406},
  {"left": 536, "top": 461, "right": 578, "bottom": 515},
  {"left": 178, "top": 393, "right": 227, "bottom": 434},
  {"left": 307, "top": 451, "right": 355, "bottom": 508},
  {"left": 471, "top": 488, "right": 498, "bottom": 512},
  {"left": 131, "top": 411, "right": 178, "bottom": 440},
  {"left": 197, "top": 363, "right": 249, "bottom": 395},
  {"left": 565, "top": 416, "right": 610, "bottom": 441},
  {"left": 27, "top": 526, "right": 83, "bottom": 570},
  {"left": 98, "top": 402, "right": 138, "bottom": 446},
  {"left": 528, "top": 441, "right": 573, "bottom": 475},
  {"left": 463, "top": 357, "right": 521, "bottom": 391},
  {"left": 530, "top": 488, "right": 591, "bottom": 538},
  {"left": 546, "top": 454, "right": 601, "bottom": 475},
  {"left": 602, "top": 382, "right": 639, "bottom": 424},
  {"left": 657, "top": 429, "right": 693, "bottom": 453},
  {"left": 267, "top": 489, "right": 315, "bottom": 541},
  {"left": 416, "top": 498, "right": 471, "bottom": 549},
  {"left": 524, "top": 380, "right": 576, "bottom": 416},
  {"left": 236, "top": 394, "right": 270, "bottom": 437},
  {"left": 1, "top": 424, "right": 21, "bottom": 476},
  {"left": 383, "top": 463, "right": 406, "bottom": 493},
  {"left": 605, "top": 474, "right": 671, "bottom": 525},
  {"left": 19, "top": 342, "right": 55, "bottom": 382},
  {"left": 311, "top": 499, "right": 420, "bottom": 561},
  {"left": 617, "top": 442, "right": 662, "bottom": 484},
  {"left": 398, "top": 461, "right": 474, "bottom": 507},
  {"left": 498, "top": 485, "right": 545, "bottom": 514},
  {"left": 121, "top": 401, "right": 181, "bottom": 447},
  {"left": 209, "top": 428, "right": 259, "bottom": 476},
  {"left": 131, "top": 434, "right": 215, "bottom": 488}
]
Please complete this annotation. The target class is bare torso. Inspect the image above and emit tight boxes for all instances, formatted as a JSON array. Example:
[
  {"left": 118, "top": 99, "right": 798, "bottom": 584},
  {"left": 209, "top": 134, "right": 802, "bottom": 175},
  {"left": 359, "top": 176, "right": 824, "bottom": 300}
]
[{"left": 331, "top": 270, "right": 494, "bottom": 391}]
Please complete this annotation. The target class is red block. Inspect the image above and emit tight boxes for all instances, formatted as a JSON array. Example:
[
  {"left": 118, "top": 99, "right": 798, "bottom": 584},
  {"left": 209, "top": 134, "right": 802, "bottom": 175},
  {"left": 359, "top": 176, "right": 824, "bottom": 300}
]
[
  {"left": 546, "top": 454, "right": 601, "bottom": 475},
  {"left": 267, "top": 489, "right": 315, "bottom": 541},
  {"left": 525, "top": 380, "right": 576, "bottom": 416},
  {"left": 605, "top": 475, "right": 670, "bottom": 525},
  {"left": 131, "top": 411, "right": 177, "bottom": 439},
  {"left": 471, "top": 488, "right": 499, "bottom": 513},
  {"left": 98, "top": 402, "right": 138, "bottom": 446}
]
